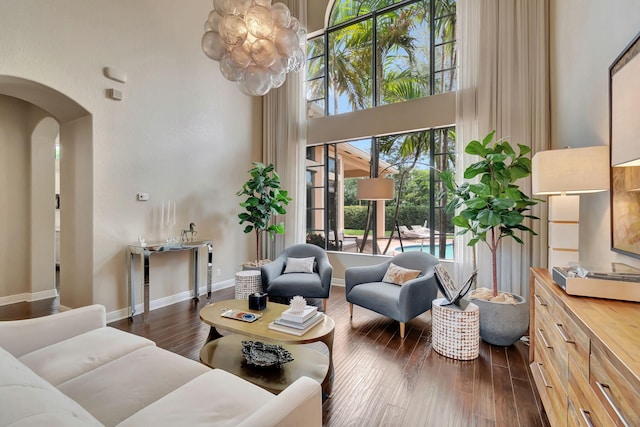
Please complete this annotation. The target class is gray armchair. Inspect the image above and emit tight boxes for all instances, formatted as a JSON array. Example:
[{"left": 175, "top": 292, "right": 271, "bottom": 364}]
[
  {"left": 261, "top": 244, "right": 333, "bottom": 311},
  {"left": 345, "top": 251, "right": 440, "bottom": 339}
]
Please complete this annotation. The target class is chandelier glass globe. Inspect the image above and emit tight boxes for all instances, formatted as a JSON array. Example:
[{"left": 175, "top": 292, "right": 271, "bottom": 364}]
[{"left": 202, "top": 0, "right": 306, "bottom": 96}]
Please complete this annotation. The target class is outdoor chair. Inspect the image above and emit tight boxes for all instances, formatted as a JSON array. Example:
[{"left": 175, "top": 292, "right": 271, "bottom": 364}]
[
  {"left": 345, "top": 251, "right": 439, "bottom": 338},
  {"left": 398, "top": 225, "right": 430, "bottom": 239}
]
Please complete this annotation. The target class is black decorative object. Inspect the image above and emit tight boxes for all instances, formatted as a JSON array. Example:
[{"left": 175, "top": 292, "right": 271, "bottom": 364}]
[
  {"left": 248, "top": 292, "right": 267, "bottom": 311},
  {"left": 241, "top": 340, "right": 293, "bottom": 368},
  {"left": 180, "top": 222, "right": 197, "bottom": 242}
]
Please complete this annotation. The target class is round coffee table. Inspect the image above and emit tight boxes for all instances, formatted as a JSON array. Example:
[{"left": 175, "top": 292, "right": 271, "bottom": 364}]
[{"left": 199, "top": 299, "right": 335, "bottom": 398}]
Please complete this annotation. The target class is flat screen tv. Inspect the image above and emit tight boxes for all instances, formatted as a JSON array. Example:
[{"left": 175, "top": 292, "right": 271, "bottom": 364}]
[{"left": 610, "top": 30, "right": 640, "bottom": 259}]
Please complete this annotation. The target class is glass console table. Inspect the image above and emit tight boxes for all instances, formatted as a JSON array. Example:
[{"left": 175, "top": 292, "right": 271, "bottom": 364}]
[{"left": 127, "top": 240, "right": 213, "bottom": 321}]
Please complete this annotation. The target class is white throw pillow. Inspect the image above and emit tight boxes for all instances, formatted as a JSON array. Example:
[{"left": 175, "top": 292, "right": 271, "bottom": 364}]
[
  {"left": 283, "top": 257, "right": 315, "bottom": 274},
  {"left": 382, "top": 263, "right": 421, "bottom": 285}
]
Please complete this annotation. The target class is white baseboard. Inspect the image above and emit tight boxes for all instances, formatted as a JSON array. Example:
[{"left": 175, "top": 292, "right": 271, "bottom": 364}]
[
  {"left": 0, "top": 289, "right": 58, "bottom": 306},
  {"left": 106, "top": 279, "right": 235, "bottom": 323}
]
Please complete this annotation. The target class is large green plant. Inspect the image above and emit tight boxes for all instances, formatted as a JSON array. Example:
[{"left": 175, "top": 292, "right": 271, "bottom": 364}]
[
  {"left": 237, "top": 162, "right": 292, "bottom": 264},
  {"left": 440, "top": 131, "right": 539, "bottom": 297}
]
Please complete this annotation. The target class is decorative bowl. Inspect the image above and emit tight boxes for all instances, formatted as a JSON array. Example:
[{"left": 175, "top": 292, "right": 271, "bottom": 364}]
[{"left": 241, "top": 340, "right": 294, "bottom": 368}]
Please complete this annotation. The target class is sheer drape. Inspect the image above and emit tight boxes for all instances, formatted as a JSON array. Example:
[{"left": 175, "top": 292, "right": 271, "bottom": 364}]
[
  {"left": 262, "top": 0, "right": 307, "bottom": 261},
  {"left": 455, "top": 0, "right": 550, "bottom": 296}
]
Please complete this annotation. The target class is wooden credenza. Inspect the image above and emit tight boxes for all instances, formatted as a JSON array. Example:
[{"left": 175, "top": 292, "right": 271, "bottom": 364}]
[{"left": 529, "top": 268, "right": 640, "bottom": 426}]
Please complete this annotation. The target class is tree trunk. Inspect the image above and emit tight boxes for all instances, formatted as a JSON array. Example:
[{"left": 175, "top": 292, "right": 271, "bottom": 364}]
[
  {"left": 255, "top": 230, "right": 261, "bottom": 264},
  {"left": 490, "top": 228, "right": 499, "bottom": 297}
]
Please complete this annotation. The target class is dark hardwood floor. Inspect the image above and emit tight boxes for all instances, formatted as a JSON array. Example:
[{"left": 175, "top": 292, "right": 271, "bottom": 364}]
[{"left": 1, "top": 286, "right": 549, "bottom": 427}]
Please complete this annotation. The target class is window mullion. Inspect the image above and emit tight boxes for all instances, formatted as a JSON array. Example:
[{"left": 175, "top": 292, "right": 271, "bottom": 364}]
[
  {"left": 429, "top": 0, "right": 436, "bottom": 96},
  {"left": 373, "top": 12, "right": 379, "bottom": 107}
]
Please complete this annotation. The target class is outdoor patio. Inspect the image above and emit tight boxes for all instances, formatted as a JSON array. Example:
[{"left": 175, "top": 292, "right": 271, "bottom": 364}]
[{"left": 342, "top": 234, "right": 454, "bottom": 259}]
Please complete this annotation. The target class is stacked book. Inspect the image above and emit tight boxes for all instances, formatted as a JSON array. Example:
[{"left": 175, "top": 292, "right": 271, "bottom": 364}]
[{"left": 268, "top": 305, "right": 324, "bottom": 336}]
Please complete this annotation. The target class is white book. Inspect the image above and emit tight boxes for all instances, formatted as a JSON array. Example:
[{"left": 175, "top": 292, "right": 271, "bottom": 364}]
[
  {"left": 268, "top": 313, "right": 324, "bottom": 336},
  {"left": 274, "top": 312, "right": 324, "bottom": 330},
  {"left": 281, "top": 305, "right": 318, "bottom": 323}
]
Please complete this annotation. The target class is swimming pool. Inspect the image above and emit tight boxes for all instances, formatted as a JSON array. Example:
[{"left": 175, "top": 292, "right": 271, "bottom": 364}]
[{"left": 395, "top": 243, "right": 454, "bottom": 259}]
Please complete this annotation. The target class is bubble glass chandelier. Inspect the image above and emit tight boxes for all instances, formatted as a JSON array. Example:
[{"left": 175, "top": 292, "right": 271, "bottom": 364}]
[{"left": 202, "top": 0, "right": 306, "bottom": 96}]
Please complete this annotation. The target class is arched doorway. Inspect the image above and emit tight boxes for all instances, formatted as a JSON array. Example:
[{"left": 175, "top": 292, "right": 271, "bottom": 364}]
[
  {"left": 0, "top": 76, "right": 94, "bottom": 308},
  {"left": 30, "top": 116, "right": 59, "bottom": 298}
]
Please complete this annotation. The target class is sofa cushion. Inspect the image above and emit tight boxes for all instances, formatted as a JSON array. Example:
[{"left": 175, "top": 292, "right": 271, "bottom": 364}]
[
  {"left": 268, "top": 273, "right": 325, "bottom": 298},
  {"left": 347, "top": 281, "right": 403, "bottom": 320},
  {"left": 117, "top": 369, "right": 274, "bottom": 427},
  {"left": 19, "top": 326, "right": 154, "bottom": 386},
  {"left": 0, "top": 346, "right": 102, "bottom": 427},
  {"left": 58, "top": 345, "right": 210, "bottom": 426},
  {"left": 0, "top": 304, "right": 107, "bottom": 358}
]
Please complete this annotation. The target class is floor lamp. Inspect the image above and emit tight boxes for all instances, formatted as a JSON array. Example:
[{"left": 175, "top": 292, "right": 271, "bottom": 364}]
[
  {"left": 532, "top": 146, "right": 609, "bottom": 270},
  {"left": 356, "top": 178, "right": 397, "bottom": 253}
]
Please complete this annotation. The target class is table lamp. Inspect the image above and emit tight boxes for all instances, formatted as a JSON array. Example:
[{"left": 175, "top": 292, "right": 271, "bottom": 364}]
[{"left": 532, "top": 146, "right": 609, "bottom": 269}]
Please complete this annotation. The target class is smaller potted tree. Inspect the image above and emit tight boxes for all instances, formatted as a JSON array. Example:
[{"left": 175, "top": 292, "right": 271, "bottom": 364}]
[
  {"left": 441, "top": 131, "right": 539, "bottom": 346},
  {"left": 237, "top": 162, "right": 292, "bottom": 268}
]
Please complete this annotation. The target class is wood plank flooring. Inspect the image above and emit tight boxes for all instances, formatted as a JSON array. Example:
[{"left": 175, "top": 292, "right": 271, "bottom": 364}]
[{"left": 1, "top": 286, "right": 550, "bottom": 427}]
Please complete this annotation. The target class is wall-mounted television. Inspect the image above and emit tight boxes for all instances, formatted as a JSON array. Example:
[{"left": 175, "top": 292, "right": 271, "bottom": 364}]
[{"left": 610, "top": 30, "right": 640, "bottom": 259}]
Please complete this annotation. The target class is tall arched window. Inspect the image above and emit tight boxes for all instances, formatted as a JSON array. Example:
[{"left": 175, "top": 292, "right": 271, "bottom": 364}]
[
  {"left": 307, "top": 0, "right": 456, "bottom": 117},
  {"left": 305, "top": 0, "right": 457, "bottom": 259}
]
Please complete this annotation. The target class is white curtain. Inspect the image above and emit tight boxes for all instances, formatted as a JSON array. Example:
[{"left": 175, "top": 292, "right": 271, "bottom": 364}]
[
  {"left": 262, "top": 0, "right": 307, "bottom": 261},
  {"left": 455, "top": 0, "right": 550, "bottom": 296}
]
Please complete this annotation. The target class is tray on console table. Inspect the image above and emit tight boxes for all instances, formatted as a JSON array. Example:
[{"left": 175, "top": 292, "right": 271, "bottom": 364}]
[{"left": 529, "top": 268, "right": 640, "bottom": 426}]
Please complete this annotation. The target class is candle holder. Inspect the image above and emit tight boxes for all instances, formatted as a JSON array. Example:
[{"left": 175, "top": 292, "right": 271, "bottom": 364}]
[{"left": 166, "top": 226, "right": 178, "bottom": 245}]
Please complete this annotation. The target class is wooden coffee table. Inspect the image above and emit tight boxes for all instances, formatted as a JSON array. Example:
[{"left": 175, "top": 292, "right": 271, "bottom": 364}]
[{"left": 199, "top": 299, "right": 335, "bottom": 398}]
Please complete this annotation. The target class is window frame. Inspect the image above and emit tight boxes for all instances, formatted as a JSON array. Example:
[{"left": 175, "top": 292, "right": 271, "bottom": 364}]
[{"left": 305, "top": 0, "right": 457, "bottom": 258}]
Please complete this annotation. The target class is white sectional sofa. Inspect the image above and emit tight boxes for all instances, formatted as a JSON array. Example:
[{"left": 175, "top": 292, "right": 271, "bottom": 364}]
[{"left": 0, "top": 305, "right": 322, "bottom": 426}]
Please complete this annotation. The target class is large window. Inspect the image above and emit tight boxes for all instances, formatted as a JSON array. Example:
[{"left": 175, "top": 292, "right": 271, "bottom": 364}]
[
  {"left": 307, "top": 0, "right": 457, "bottom": 118},
  {"left": 305, "top": 0, "right": 457, "bottom": 259}
]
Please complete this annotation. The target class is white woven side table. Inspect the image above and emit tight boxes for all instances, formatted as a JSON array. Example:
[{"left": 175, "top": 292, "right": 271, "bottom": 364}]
[
  {"left": 431, "top": 298, "right": 479, "bottom": 360},
  {"left": 234, "top": 270, "right": 262, "bottom": 299}
]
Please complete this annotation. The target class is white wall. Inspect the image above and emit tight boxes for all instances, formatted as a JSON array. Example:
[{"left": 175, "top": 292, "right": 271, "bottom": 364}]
[
  {"left": 0, "top": 96, "right": 31, "bottom": 297},
  {"left": 550, "top": 0, "right": 640, "bottom": 269},
  {"left": 0, "top": 1, "right": 261, "bottom": 313}
]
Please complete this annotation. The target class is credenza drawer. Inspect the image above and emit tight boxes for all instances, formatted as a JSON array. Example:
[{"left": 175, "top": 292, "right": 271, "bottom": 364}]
[
  {"left": 555, "top": 306, "right": 590, "bottom": 379},
  {"left": 533, "top": 345, "right": 567, "bottom": 426},
  {"left": 533, "top": 277, "right": 555, "bottom": 318},
  {"left": 590, "top": 342, "right": 639, "bottom": 427},
  {"left": 568, "top": 358, "right": 615, "bottom": 427},
  {"left": 535, "top": 318, "right": 568, "bottom": 391}
]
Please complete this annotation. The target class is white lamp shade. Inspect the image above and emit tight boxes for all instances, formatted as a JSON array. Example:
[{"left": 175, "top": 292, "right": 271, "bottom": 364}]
[
  {"left": 532, "top": 146, "right": 609, "bottom": 195},
  {"left": 357, "top": 178, "right": 395, "bottom": 200}
]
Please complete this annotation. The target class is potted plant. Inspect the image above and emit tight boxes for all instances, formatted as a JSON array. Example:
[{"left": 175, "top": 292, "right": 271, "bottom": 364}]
[
  {"left": 237, "top": 162, "right": 292, "bottom": 268},
  {"left": 441, "top": 131, "right": 539, "bottom": 346}
]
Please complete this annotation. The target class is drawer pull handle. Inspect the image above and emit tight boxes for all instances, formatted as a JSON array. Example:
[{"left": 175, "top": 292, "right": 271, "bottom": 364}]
[
  {"left": 579, "top": 409, "right": 595, "bottom": 427},
  {"left": 580, "top": 408, "right": 593, "bottom": 427},
  {"left": 537, "top": 328, "right": 552, "bottom": 349},
  {"left": 595, "top": 382, "right": 630, "bottom": 427},
  {"left": 534, "top": 294, "right": 548, "bottom": 307},
  {"left": 554, "top": 323, "right": 575, "bottom": 344},
  {"left": 536, "top": 362, "right": 552, "bottom": 388}
]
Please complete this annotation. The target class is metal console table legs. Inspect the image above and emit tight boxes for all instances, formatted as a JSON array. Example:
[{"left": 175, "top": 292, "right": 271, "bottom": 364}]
[{"left": 128, "top": 240, "right": 213, "bottom": 321}]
